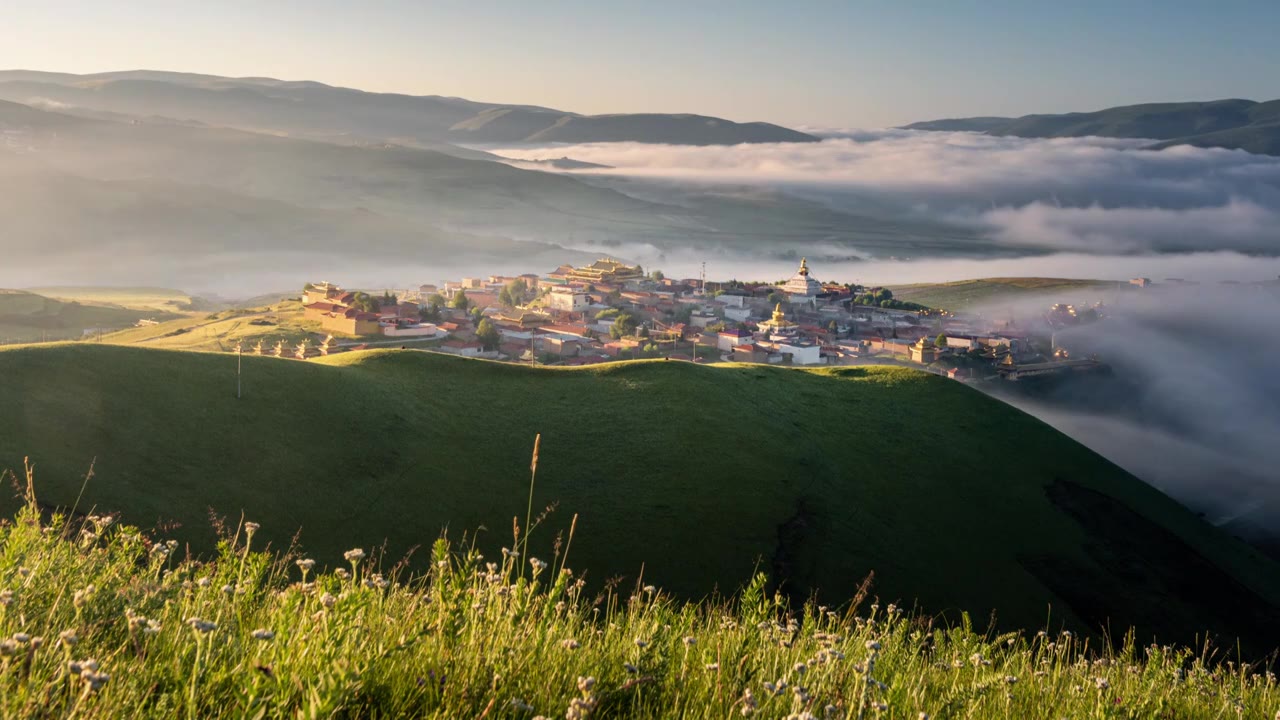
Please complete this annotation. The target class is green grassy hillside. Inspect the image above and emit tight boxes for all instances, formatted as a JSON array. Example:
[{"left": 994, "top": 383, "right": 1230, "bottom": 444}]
[
  {"left": 0, "top": 289, "right": 184, "bottom": 344},
  {"left": 1, "top": 344, "right": 1277, "bottom": 654},
  {"left": 904, "top": 99, "right": 1280, "bottom": 156},
  {"left": 888, "top": 277, "right": 1128, "bottom": 311}
]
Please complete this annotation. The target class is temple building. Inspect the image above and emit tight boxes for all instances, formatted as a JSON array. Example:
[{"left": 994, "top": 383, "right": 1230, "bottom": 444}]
[
  {"left": 908, "top": 335, "right": 938, "bottom": 364},
  {"left": 782, "top": 258, "right": 823, "bottom": 300},
  {"left": 565, "top": 258, "right": 643, "bottom": 286},
  {"left": 756, "top": 304, "right": 799, "bottom": 339}
]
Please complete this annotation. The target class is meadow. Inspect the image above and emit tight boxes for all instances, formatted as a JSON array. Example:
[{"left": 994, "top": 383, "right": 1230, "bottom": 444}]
[
  {"left": 887, "top": 279, "right": 1129, "bottom": 312},
  {"left": 2, "top": 344, "right": 1278, "bottom": 661},
  {"left": 0, "top": 470, "right": 1276, "bottom": 719}
]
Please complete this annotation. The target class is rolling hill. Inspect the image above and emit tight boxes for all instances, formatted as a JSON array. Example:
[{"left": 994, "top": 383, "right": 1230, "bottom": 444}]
[
  {"left": 0, "top": 289, "right": 184, "bottom": 344},
  {"left": 0, "top": 70, "right": 817, "bottom": 146},
  {"left": 1, "top": 343, "right": 1277, "bottom": 653},
  {"left": 888, "top": 277, "right": 1130, "bottom": 311},
  {"left": 904, "top": 99, "right": 1280, "bottom": 156}
]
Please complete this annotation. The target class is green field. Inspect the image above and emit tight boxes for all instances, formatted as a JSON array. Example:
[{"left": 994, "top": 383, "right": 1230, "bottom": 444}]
[
  {"left": 1, "top": 500, "right": 1273, "bottom": 719},
  {"left": 888, "top": 278, "right": 1129, "bottom": 312},
  {"left": 0, "top": 289, "right": 185, "bottom": 345},
  {"left": 95, "top": 302, "right": 324, "bottom": 352},
  {"left": 0, "top": 344, "right": 1277, "bottom": 656},
  {"left": 24, "top": 286, "right": 200, "bottom": 312}
]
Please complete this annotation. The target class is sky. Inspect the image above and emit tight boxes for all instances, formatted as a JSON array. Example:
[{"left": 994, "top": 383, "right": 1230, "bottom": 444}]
[{"left": 5, "top": 0, "right": 1280, "bottom": 127}]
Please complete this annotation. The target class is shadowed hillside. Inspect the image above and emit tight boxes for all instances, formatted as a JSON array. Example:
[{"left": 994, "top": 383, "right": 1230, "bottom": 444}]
[
  {"left": 904, "top": 99, "right": 1280, "bottom": 156},
  {"left": 1, "top": 344, "right": 1278, "bottom": 653}
]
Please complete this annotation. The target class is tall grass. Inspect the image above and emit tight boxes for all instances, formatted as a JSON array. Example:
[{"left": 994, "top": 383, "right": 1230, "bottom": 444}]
[{"left": 0, "top": 463, "right": 1276, "bottom": 719}]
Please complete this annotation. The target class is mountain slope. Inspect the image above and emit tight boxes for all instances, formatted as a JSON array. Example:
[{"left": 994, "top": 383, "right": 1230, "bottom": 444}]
[
  {"left": 0, "top": 70, "right": 818, "bottom": 145},
  {"left": 1, "top": 344, "right": 1277, "bottom": 653},
  {"left": 903, "top": 99, "right": 1280, "bottom": 156}
]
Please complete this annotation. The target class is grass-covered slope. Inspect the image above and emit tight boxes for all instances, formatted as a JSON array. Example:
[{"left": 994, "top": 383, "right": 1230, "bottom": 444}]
[
  {"left": 0, "top": 290, "right": 183, "bottom": 344},
  {"left": 1, "top": 344, "right": 1277, "bottom": 652},
  {"left": 887, "top": 278, "right": 1129, "bottom": 311},
  {"left": 904, "top": 99, "right": 1280, "bottom": 156},
  {"left": 2, "top": 504, "right": 1275, "bottom": 719}
]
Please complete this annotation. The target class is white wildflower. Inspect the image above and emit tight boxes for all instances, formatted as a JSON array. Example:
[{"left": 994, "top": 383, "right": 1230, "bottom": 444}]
[
  {"left": 343, "top": 548, "right": 366, "bottom": 563},
  {"left": 251, "top": 629, "right": 275, "bottom": 641},
  {"left": 561, "top": 639, "right": 580, "bottom": 650}
]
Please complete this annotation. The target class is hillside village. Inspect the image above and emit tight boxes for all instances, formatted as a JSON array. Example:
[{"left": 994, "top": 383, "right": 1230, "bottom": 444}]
[{"left": 268, "top": 257, "right": 1112, "bottom": 382}]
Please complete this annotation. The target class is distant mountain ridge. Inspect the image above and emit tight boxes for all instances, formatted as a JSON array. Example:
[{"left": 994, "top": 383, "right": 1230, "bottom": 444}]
[
  {"left": 0, "top": 69, "right": 817, "bottom": 146},
  {"left": 903, "top": 99, "right": 1280, "bottom": 156}
]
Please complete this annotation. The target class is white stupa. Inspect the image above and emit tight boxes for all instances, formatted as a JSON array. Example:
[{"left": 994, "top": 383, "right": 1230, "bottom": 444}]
[{"left": 782, "top": 257, "right": 823, "bottom": 300}]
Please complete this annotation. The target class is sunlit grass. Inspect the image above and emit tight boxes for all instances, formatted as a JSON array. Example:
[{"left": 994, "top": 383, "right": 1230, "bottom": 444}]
[{"left": 1, "top": 463, "right": 1276, "bottom": 720}]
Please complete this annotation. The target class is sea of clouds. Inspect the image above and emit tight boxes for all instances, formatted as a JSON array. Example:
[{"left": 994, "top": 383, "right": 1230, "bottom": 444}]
[{"left": 496, "top": 131, "right": 1280, "bottom": 257}]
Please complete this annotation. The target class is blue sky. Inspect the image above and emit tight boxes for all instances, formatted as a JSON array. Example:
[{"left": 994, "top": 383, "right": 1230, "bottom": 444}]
[{"left": 6, "top": 0, "right": 1279, "bottom": 127}]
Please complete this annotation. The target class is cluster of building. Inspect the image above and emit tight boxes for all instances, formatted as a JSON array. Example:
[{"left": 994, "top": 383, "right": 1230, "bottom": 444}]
[
  {"left": 283, "top": 257, "right": 1105, "bottom": 381},
  {"left": 301, "top": 282, "right": 445, "bottom": 338}
]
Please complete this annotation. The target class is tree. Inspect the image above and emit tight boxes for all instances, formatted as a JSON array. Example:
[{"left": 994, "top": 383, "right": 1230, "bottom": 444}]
[
  {"left": 475, "top": 318, "right": 501, "bottom": 351},
  {"left": 935, "top": 333, "right": 947, "bottom": 349},
  {"left": 350, "top": 292, "right": 380, "bottom": 313},
  {"left": 470, "top": 306, "right": 485, "bottom": 325},
  {"left": 767, "top": 292, "right": 785, "bottom": 306},
  {"left": 451, "top": 290, "right": 469, "bottom": 310},
  {"left": 649, "top": 270, "right": 665, "bottom": 281},
  {"left": 607, "top": 288, "right": 623, "bottom": 303},
  {"left": 609, "top": 313, "right": 638, "bottom": 339}
]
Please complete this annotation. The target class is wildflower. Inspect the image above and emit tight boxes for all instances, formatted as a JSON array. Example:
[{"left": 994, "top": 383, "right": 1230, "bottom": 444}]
[
  {"left": 919, "top": 714, "right": 930, "bottom": 720},
  {"left": 643, "top": 584, "right": 657, "bottom": 594},
  {"left": 197, "top": 577, "right": 211, "bottom": 588},
  {"left": 143, "top": 620, "right": 161, "bottom": 635},
  {"left": 561, "top": 639, "right": 580, "bottom": 650},
  {"left": 1005, "top": 675, "right": 1018, "bottom": 684},
  {"left": 222, "top": 584, "right": 235, "bottom": 595},
  {"left": 0, "top": 589, "right": 14, "bottom": 607},
  {"left": 510, "top": 698, "right": 534, "bottom": 712},
  {"left": 501, "top": 547, "right": 519, "bottom": 559},
  {"left": 577, "top": 676, "right": 596, "bottom": 693},
  {"left": 969, "top": 653, "right": 984, "bottom": 667},
  {"left": 244, "top": 521, "right": 260, "bottom": 535},
  {"left": 529, "top": 557, "right": 548, "bottom": 573},
  {"left": 344, "top": 548, "right": 366, "bottom": 563},
  {"left": 320, "top": 592, "right": 337, "bottom": 609},
  {"left": 80, "top": 668, "right": 110, "bottom": 692},
  {"left": 866, "top": 640, "right": 882, "bottom": 651},
  {"left": 634, "top": 638, "right": 649, "bottom": 648},
  {"left": 73, "top": 585, "right": 95, "bottom": 608},
  {"left": 0, "top": 640, "right": 18, "bottom": 656},
  {"left": 187, "top": 617, "right": 217, "bottom": 633},
  {"left": 12, "top": 632, "right": 30, "bottom": 644},
  {"left": 706, "top": 662, "right": 720, "bottom": 671},
  {"left": 683, "top": 635, "right": 696, "bottom": 646},
  {"left": 624, "top": 662, "right": 639, "bottom": 674},
  {"left": 297, "top": 558, "right": 316, "bottom": 571},
  {"left": 740, "top": 687, "right": 757, "bottom": 716},
  {"left": 59, "top": 630, "right": 78, "bottom": 646},
  {"left": 365, "top": 573, "right": 390, "bottom": 589},
  {"left": 335, "top": 568, "right": 351, "bottom": 580},
  {"left": 794, "top": 662, "right": 807, "bottom": 675},
  {"left": 251, "top": 629, "right": 275, "bottom": 641},
  {"left": 1094, "top": 677, "right": 1110, "bottom": 690}
]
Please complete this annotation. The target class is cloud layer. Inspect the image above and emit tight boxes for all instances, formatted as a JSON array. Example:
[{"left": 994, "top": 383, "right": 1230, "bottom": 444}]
[{"left": 495, "top": 132, "right": 1280, "bottom": 255}]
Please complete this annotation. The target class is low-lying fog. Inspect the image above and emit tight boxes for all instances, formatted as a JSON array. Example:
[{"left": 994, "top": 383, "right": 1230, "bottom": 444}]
[
  {"left": 975, "top": 284, "right": 1280, "bottom": 553},
  {"left": 6, "top": 128, "right": 1280, "bottom": 551}
]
